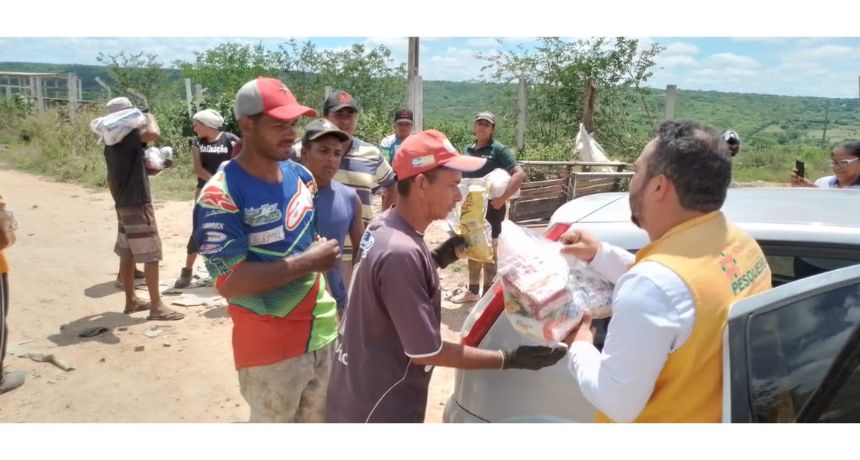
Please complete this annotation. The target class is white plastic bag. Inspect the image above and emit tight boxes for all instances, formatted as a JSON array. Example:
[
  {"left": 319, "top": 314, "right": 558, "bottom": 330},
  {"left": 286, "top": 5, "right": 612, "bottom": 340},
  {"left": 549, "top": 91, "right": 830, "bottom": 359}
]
[
  {"left": 159, "top": 146, "right": 174, "bottom": 162},
  {"left": 572, "top": 123, "right": 614, "bottom": 173},
  {"left": 90, "top": 108, "right": 148, "bottom": 146},
  {"left": 484, "top": 168, "right": 519, "bottom": 200},
  {"left": 144, "top": 146, "right": 175, "bottom": 171},
  {"left": 498, "top": 221, "right": 614, "bottom": 343},
  {"left": 144, "top": 147, "right": 164, "bottom": 170}
]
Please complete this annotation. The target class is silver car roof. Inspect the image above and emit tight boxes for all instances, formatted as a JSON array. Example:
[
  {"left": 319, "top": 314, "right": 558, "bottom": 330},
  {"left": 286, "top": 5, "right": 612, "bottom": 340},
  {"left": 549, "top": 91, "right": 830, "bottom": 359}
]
[{"left": 550, "top": 187, "right": 860, "bottom": 249}]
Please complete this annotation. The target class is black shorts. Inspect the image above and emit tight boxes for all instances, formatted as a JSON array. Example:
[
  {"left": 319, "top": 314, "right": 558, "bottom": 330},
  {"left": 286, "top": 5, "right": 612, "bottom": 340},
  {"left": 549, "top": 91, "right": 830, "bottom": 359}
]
[{"left": 486, "top": 203, "right": 506, "bottom": 239}]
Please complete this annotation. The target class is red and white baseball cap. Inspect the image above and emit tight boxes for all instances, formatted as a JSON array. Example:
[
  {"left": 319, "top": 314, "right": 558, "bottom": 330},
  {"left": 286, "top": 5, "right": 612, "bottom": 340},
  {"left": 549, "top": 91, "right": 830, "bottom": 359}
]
[
  {"left": 234, "top": 77, "right": 317, "bottom": 121},
  {"left": 392, "top": 130, "right": 486, "bottom": 180}
]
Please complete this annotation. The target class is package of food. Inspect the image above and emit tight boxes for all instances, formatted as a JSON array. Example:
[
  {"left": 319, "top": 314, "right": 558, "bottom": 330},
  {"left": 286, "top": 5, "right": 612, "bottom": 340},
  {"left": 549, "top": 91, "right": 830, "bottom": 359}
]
[
  {"left": 159, "top": 146, "right": 174, "bottom": 162},
  {"left": 144, "top": 147, "right": 165, "bottom": 171},
  {"left": 90, "top": 108, "right": 148, "bottom": 146},
  {"left": 139, "top": 112, "right": 161, "bottom": 143},
  {"left": 564, "top": 254, "right": 614, "bottom": 319},
  {"left": 445, "top": 179, "right": 494, "bottom": 263},
  {"left": 453, "top": 182, "right": 494, "bottom": 263},
  {"left": 498, "top": 221, "right": 614, "bottom": 343}
]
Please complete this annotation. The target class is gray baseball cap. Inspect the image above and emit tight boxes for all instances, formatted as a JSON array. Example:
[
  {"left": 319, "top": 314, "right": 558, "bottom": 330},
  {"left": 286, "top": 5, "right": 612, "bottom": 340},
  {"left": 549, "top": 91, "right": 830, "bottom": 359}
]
[
  {"left": 475, "top": 111, "right": 496, "bottom": 125},
  {"left": 323, "top": 90, "right": 359, "bottom": 115},
  {"left": 301, "top": 118, "right": 350, "bottom": 144}
]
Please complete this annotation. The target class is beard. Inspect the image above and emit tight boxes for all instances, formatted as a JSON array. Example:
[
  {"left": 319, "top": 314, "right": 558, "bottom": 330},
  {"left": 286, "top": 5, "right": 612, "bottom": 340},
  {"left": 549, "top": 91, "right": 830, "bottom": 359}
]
[{"left": 629, "top": 189, "right": 644, "bottom": 229}]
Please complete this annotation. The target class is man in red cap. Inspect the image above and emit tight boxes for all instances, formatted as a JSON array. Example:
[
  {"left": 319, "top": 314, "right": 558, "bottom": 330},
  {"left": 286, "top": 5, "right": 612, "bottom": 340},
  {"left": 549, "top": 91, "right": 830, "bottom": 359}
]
[
  {"left": 325, "top": 130, "right": 567, "bottom": 423},
  {"left": 379, "top": 107, "right": 414, "bottom": 163},
  {"left": 194, "top": 77, "right": 341, "bottom": 422}
]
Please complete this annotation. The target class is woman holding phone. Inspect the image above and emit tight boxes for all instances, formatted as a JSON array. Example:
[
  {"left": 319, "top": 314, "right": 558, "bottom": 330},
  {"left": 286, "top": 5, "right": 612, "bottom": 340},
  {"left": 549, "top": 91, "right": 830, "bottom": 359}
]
[{"left": 790, "top": 140, "right": 860, "bottom": 189}]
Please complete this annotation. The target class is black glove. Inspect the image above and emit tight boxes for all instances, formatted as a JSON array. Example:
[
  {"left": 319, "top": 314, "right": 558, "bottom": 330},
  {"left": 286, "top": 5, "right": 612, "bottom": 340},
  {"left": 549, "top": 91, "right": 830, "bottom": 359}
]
[
  {"left": 430, "top": 235, "right": 467, "bottom": 269},
  {"left": 502, "top": 345, "right": 568, "bottom": 370}
]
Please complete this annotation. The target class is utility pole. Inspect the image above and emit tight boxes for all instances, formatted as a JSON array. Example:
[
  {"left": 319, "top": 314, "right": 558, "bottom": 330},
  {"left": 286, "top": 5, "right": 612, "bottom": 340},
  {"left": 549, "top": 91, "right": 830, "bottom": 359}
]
[
  {"left": 664, "top": 84, "right": 677, "bottom": 120},
  {"left": 822, "top": 101, "right": 830, "bottom": 143},
  {"left": 67, "top": 73, "right": 78, "bottom": 119},
  {"left": 407, "top": 37, "right": 423, "bottom": 131}
]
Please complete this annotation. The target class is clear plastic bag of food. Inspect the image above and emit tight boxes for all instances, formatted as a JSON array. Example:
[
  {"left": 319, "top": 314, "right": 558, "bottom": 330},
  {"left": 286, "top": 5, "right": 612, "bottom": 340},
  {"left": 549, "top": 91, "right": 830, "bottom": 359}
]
[
  {"left": 563, "top": 254, "right": 614, "bottom": 319},
  {"left": 159, "top": 146, "right": 174, "bottom": 162},
  {"left": 498, "top": 221, "right": 614, "bottom": 343},
  {"left": 90, "top": 108, "right": 148, "bottom": 146},
  {"left": 446, "top": 179, "right": 494, "bottom": 263},
  {"left": 144, "top": 147, "right": 165, "bottom": 171}
]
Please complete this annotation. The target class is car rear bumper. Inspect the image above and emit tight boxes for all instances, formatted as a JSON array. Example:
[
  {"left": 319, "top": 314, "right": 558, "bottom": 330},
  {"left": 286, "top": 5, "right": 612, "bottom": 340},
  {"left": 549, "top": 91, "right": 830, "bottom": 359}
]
[{"left": 443, "top": 395, "right": 489, "bottom": 423}]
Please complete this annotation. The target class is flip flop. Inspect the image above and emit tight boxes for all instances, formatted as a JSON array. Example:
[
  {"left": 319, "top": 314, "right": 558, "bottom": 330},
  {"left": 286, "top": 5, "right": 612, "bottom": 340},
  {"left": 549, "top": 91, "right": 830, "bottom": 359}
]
[
  {"left": 123, "top": 302, "right": 151, "bottom": 314},
  {"left": 78, "top": 326, "right": 110, "bottom": 338},
  {"left": 445, "top": 287, "right": 466, "bottom": 301},
  {"left": 146, "top": 311, "right": 185, "bottom": 321}
]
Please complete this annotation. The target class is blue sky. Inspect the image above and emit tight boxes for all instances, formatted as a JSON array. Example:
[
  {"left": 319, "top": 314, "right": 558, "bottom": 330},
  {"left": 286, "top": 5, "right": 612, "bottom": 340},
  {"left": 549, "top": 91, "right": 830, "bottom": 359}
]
[{"left": 2, "top": 37, "right": 859, "bottom": 98}]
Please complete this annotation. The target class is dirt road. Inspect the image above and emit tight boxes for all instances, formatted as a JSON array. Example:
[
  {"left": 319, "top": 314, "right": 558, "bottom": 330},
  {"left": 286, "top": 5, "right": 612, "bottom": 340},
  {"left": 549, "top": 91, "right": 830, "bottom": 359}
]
[{"left": 0, "top": 168, "right": 471, "bottom": 422}]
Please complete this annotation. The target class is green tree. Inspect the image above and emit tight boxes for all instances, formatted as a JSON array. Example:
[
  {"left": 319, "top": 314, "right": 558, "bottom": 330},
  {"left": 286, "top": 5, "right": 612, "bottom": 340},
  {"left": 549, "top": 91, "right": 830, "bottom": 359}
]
[
  {"left": 97, "top": 51, "right": 172, "bottom": 108},
  {"left": 176, "top": 42, "right": 285, "bottom": 101},
  {"left": 297, "top": 43, "right": 408, "bottom": 143},
  {"left": 477, "top": 37, "right": 663, "bottom": 158}
]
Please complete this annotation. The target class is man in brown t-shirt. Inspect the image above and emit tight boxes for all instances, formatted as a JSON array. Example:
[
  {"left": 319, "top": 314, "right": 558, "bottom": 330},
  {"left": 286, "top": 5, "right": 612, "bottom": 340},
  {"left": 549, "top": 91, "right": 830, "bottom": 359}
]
[{"left": 325, "top": 130, "right": 567, "bottom": 423}]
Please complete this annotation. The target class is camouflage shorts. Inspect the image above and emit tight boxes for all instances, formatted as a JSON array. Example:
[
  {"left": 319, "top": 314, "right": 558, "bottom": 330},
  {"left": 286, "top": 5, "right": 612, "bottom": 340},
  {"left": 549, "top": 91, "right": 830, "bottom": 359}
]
[
  {"left": 114, "top": 203, "right": 162, "bottom": 263},
  {"left": 237, "top": 342, "right": 333, "bottom": 423}
]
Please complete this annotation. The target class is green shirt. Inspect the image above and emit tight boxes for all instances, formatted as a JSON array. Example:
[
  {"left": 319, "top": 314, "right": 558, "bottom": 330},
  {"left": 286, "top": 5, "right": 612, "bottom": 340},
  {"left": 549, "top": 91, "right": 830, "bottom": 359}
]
[{"left": 462, "top": 138, "right": 518, "bottom": 178}]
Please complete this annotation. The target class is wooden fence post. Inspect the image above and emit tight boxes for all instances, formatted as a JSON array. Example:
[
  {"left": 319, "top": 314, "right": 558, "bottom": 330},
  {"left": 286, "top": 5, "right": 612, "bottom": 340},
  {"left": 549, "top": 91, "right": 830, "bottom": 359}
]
[
  {"left": 95, "top": 77, "right": 112, "bottom": 101},
  {"left": 185, "top": 78, "right": 193, "bottom": 118},
  {"left": 194, "top": 84, "right": 203, "bottom": 112},
  {"left": 582, "top": 77, "right": 596, "bottom": 134},
  {"left": 516, "top": 77, "right": 527, "bottom": 152},
  {"left": 34, "top": 76, "right": 45, "bottom": 111}
]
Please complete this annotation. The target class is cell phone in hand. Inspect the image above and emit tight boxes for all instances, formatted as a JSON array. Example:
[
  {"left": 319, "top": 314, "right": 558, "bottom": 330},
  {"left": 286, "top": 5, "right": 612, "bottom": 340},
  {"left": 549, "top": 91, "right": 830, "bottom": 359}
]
[{"left": 795, "top": 159, "right": 805, "bottom": 178}]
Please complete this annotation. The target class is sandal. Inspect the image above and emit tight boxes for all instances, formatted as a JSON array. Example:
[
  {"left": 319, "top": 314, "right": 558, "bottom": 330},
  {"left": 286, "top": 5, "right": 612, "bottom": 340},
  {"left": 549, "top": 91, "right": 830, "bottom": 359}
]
[{"left": 146, "top": 311, "right": 185, "bottom": 321}]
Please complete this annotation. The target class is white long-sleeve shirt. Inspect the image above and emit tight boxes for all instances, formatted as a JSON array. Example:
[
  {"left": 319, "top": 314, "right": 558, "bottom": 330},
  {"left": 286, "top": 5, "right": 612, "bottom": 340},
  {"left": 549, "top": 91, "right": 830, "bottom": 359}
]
[{"left": 568, "top": 242, "right": 696, "bottom": 422}]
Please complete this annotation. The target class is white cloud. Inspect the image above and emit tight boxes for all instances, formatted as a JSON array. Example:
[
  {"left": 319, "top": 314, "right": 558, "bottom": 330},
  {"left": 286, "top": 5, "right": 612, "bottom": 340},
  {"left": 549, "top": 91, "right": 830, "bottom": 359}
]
[
  {"left": 783, "top": 45, "right": 860, "bottom": 61},
  {"left": 502, "top": 37, "right": 538, "bottom": 44},
  {"left": 703, "top": 52, "right": 761, "bottom": 68},
  {"left": 691, "top": 67, "right": 760, "bottom": 79},
  {"left": 662, "top": 42, "right": 699, "bottom": 56},
  {"left": 657, "top": 55, "right": 698, "bottom": 68},
  {"left": 364, "top": 37, "right": 409, "bottom": 53},
  {"left": 424, "top": 47, "right": 484, "bottom": 81},
  {"left": 730, "top": 37, "right": 790, "bottom": 44},
  {"left": 465, "top": 38, "right": 500, "bottom": 48}
]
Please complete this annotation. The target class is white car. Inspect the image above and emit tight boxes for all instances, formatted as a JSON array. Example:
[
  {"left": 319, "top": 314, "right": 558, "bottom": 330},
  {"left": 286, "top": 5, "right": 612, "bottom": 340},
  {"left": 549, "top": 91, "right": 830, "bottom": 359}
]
[{"left": 444, "top": 188, "right": 860, "bottom": 423}]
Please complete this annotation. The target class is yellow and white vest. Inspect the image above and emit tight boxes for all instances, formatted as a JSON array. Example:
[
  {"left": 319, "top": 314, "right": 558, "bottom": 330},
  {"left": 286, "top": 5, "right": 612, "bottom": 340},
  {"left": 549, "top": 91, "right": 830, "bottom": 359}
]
[{"left": 596, "top": 211, "right": 771, "bottom": 423}]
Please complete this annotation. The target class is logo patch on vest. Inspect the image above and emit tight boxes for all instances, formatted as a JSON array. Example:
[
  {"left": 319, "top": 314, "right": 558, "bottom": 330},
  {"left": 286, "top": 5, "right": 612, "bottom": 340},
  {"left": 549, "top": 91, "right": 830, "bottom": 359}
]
[
  {"left": 719, "top": 251, "right": 741, "bottom": 280},
  {"left": 728, "top": 255, "right": 769, "bottom": 295}
]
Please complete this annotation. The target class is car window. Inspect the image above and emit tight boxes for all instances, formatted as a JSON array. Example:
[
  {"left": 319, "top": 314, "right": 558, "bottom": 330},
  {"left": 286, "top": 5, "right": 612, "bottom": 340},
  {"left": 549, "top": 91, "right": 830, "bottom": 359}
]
[
  {"left": 759, "top": 244, "right": 860, "bottom": 287},
  {"left": 817, "top": 361, "right": 860, "bottom": 422},
  {"left": 746, "top": 282, "right": 860, "bottom": 422}
]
